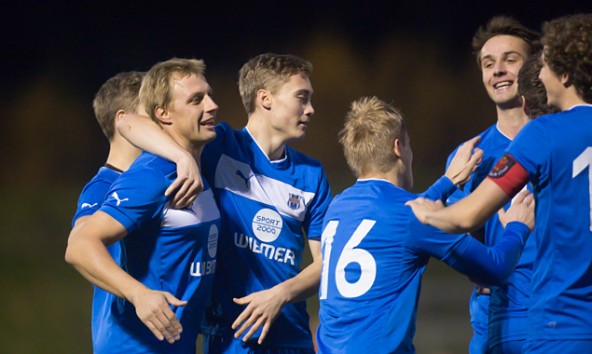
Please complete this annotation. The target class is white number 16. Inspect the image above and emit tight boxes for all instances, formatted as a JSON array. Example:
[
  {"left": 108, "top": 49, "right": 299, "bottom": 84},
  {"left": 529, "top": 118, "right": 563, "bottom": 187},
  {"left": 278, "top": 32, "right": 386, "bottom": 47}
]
[{"left": 320, "top": 219, "right": 377, "bottom": 299}]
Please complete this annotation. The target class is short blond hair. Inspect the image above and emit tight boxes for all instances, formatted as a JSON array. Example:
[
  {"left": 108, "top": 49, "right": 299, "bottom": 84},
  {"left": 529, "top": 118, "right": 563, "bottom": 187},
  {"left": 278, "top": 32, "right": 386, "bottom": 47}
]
[
  {"left": 339, "top": 97, "right": 407, "bottom": 178},
  {"left": 93, "top": 71, "right": 144, "bottom": 141},
  {"left": 140, "top": 58, "right": 206, "bottom": 121},
  {"left": 239, "top": 53, "right": 312, "bottom": 114}
]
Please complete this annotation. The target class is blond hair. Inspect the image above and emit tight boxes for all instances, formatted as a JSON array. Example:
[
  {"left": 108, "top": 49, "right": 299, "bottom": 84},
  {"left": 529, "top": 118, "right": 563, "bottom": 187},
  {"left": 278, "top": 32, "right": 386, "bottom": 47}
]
[
  {"left": 339, "top": 96, "right": 407, "bottom": 177},
  {"left": 140, "top": 58, "right": 206, "bottom": 121}
]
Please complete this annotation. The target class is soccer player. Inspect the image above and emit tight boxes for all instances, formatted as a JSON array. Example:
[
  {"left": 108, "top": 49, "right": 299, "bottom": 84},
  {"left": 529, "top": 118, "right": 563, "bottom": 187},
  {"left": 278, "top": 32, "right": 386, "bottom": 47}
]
[
  {"left": 70, "top": 70, "right": 202, "bottom": 349},
  {"left": 316, "top": 96, "right": 534, "bottom": 354},
  {"left": 65, "top": 58, "right": 220, "bottom": 353},
  {"left": 117, "top": 53, "right": 331, "bottom": 352},
  {"left": 198, "top": 53, "right": 329, "bottom": 353},
  {"left": 444, "top": 16, "right": 540, "bottom": 354},
  {"left": 407, "top": 13, "right": 592, "bottom": 353}
]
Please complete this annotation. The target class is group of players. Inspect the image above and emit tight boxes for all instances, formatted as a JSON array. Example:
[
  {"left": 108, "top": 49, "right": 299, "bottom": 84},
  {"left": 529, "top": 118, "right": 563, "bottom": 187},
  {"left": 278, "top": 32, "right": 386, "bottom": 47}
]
[{"left": 64, "top": 13, "right": 592, "bottom": 354}]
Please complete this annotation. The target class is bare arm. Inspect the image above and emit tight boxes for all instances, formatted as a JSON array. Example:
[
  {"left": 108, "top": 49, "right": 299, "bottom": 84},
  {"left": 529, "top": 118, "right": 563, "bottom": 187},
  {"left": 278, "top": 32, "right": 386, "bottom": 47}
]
[
  {"left": 116, "top": 113, "right": 202, "bottom": 208},
  {"left": 65, "top": 211, "right": 186, "bottom": 343},
  {"left": 231, "top": 239, "right": 322, "bottom": 344},
  {"left": 407, "top": 178, "right": 512, "bottom": 233}
]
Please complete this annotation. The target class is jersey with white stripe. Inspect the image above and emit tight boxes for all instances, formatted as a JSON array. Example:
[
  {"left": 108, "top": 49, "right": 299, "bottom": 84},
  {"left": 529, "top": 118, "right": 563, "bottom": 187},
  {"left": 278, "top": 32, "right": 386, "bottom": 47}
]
[
  {"left": 200, "top": 123, "right": 331, "bottom": 348},
  {"left": 507, "top": 105, "right": 592, "bottom": 343},
  {"left": 95, "top": 152, "right": 220, "bottom": 354}
]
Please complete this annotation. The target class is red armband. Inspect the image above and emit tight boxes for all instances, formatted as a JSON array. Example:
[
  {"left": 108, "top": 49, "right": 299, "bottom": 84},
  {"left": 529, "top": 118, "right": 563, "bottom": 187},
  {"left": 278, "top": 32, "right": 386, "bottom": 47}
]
[{"left": 487, "top": 153, "right": 529, "bottom": 197}]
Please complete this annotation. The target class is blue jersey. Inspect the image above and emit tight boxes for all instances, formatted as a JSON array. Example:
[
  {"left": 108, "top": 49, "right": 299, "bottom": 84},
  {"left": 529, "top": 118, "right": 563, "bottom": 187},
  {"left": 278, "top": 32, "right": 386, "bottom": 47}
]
[
  {"left": 316, "top": 179, "right": 530, "bottom": 354},
  {"left": 506, "top": 105, "right": 592, "bottom": 343},
  {"left": 200, "top": 123, "right": 332, "bottom": 348},
  {"left": 447, "top": 124, "right": 536, "bottom": 349},
  {"left": 95, "top": 152, "right": 220, "bottom": 354},
  {"left": 72, "top": 166, "right": 122, "bottom": 347}
]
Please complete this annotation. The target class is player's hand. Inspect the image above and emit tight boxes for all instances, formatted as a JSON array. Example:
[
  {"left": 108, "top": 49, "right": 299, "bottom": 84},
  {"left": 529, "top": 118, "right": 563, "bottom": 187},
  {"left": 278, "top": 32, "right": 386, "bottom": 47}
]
[
  {"left": 444, "top": 136, "right": 484, "bottom": 188},
  {"left": 498, "top": 189, "right": 535, "bottom": 231},
  {"left": 130, "top": 288, "right": 187, "bottom": 344},
  {"left": 406, "top": 198, "right": 444, "bottom": 224},
  {"left": 231, "top": 287, "right": 287, "bottom": 344},
  {"left": 165, "top": 152, "right": 202, "bottom": 209}
]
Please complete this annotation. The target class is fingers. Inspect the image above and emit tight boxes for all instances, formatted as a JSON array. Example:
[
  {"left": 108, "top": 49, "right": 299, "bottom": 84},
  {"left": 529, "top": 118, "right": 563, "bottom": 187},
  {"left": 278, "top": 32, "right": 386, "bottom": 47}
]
[
  {"left": 470, "top": 148, "right": 484, "bottom": 165},
  {"left": 137, "top": 291, "right": 187, "bottom": 344},
  {"left": 232, "top": 304, "right": 251, "bottom": 331},
  {"left": 141, "top": 306, "right": 181, "bottom": 344},
  {"left": 165, "top": 178, "right": 201, "bottom": 209},
  {"left": 463, "top": 135, "right": 481, "bottom": 151},
  {"left": 241, "top": 316, "right": 265, "bottom": 342},
  {"left": 165, "top": 179, "right": 183, "bottom": 198},
  {"left": 258, "top": 323, "right": 271, "bottom": 344},
  {"left": 163, "top": 292, "right": 188, "bottom": 307}
]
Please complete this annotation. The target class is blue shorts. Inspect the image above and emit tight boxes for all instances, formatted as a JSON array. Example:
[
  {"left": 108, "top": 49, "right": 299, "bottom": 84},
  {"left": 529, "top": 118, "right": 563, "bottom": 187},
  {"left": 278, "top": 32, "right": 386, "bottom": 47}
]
[
  {"left": 523, "top": 339, "right": 592, "bottom": 353},
  {"left": 202, "top": 333, "right": 315, "bottom": 354},
  {"left": 468, "top": 289, "right": 490, "bottom": 354}
]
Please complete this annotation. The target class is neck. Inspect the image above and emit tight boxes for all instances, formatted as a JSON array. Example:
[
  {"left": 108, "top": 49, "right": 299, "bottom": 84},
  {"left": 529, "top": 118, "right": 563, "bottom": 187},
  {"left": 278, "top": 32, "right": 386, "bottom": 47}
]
[
  {"left": 246, "top": 113, "right": 287, "bottom": 161},
  {"left": 162, "top": 127, "right": 205, "bottom": 160},
  {"left": 496, "top": 105, "right": 529, "bottom": 139},
  {"left": 359, "top": 166, "right": 406, "bottom": 189},
  {"left": 106, "top": 138, "right": 142, "bottom": 172},
  {"left": 557, "top": 87, "right": 587, "bottom": 111}
]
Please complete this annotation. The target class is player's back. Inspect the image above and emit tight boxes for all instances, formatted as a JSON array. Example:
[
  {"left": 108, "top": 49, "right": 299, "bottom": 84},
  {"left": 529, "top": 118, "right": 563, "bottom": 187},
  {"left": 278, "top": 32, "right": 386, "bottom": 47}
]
[
  {"left": 508, "top": 105, "right": 592, "bottom": 339},
  {"left": 317, "top": 179, "right": 427, "bottom": 354}
]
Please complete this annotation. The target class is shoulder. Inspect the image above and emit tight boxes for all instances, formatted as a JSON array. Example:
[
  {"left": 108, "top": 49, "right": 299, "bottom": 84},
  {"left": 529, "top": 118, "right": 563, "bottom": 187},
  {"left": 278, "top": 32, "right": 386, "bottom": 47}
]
[
  {"left": 119, "top": 153, "right": 175, "bottom": 189},
  {"left": 286, "top": 146, "right": 324, "bottom": 169}
]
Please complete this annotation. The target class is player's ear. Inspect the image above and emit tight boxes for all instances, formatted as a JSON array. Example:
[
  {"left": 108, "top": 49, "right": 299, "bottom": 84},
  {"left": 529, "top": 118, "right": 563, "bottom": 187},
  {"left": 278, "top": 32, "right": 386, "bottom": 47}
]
[
  {"left": 560, "top": 72, "right": 570, "bottom": 87},
  {"left": 155, "top": 106, "right": 172, "bottom": 125},
  {"left": 521, "top": 96, "right": 530, "bottom": 118},
  {"left": 115, "top": 109, "right": 126, "bottom": 121},
  {"left": 393, "top": 138, "right": 402, "bottom": 159},
  {"left": 258, "top": 89, "right": 272, "bottom": 111}
]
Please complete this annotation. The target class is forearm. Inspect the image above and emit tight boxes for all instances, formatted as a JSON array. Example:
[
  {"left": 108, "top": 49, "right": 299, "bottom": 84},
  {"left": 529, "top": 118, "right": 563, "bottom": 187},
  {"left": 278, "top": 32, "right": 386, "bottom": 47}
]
[
  {"left": 426, "top": 179, "right": 510, "bottom": 233},
  {"left": 66, "top": 236, "right": 146, "bottom": 300},
  {"left": 420, "top": 175, "right": 455, "bottom": 202},
  {"left": 65, "top": 213, "right": 147, "bottom": 302},
  {"left": 451, "top": 222, "right": 530, "bottom": 285},
  {"left": 117, "top": 113, "right": 190, "bottom": 164},
  {"left": 274, "top": 258, "right": 322, "bottom": 304}
]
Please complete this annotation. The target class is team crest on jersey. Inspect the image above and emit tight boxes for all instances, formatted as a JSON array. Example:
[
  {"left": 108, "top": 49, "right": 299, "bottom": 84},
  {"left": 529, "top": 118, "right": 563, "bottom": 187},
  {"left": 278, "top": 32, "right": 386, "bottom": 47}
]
[
  {"left": 489, "top": 154, "right": 516, "bottom": 178},
  {"left": 287, "top": 193, "right": 302, "bottom": 210}
]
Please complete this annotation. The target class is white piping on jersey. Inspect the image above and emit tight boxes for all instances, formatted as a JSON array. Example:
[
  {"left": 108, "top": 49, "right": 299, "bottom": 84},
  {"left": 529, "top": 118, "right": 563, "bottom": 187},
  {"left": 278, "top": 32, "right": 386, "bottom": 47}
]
[
  {"left": 161, "top": 188, "right": 220, "bottom": 228},
  {"left": 244, "top": 127, "right": 287, "bottom": 163},
  {"left": 569, "top": 104, "right": 592, "bottom": 110},
  {"left": 215, "top": 154, "right": 315, "bottom": 221},
  {"left": 495, "top": 122, "right": 514, "bottom": 141}
]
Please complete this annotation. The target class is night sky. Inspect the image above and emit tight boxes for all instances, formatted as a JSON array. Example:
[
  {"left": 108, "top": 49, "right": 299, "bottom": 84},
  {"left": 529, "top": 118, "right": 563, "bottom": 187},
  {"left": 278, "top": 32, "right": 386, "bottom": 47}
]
[{"left": 4, "top": 1, "right": 591, "bottom": 97}]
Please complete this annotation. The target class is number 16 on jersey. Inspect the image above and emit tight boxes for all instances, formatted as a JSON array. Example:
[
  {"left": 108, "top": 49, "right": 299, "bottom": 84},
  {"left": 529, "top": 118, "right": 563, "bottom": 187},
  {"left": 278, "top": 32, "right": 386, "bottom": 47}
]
[{"left": 320, "top": 219, "right": 377, "bottom": 299}]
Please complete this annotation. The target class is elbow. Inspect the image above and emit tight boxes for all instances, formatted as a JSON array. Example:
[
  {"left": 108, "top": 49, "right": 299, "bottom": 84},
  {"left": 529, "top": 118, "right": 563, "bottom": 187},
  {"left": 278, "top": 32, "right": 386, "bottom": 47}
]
[
  {"left": 64, "top": 240, "right": 83, "bottom": 268},
  {"left": 64, "top": 244, "right": 76, "bottom": 266}
]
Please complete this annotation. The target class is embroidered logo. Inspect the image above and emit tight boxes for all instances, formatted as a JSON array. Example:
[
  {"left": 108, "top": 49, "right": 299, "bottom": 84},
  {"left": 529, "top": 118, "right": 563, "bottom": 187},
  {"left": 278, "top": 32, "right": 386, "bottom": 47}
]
[
  {"left": 81, "top": 202, "right": 98, "bottom": 209},
  {"left": 287, "top": 193, "right": 302, "bottom": 210}
]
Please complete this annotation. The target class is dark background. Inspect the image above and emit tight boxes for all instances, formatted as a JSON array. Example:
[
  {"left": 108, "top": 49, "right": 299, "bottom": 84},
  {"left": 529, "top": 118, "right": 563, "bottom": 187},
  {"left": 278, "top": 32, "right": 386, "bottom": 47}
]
[{"left": 2, "top": 1, "right": 590, "bottom": 353}]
